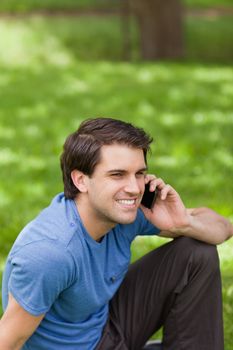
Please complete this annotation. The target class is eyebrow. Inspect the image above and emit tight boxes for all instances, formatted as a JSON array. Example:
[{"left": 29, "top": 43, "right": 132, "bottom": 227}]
[{"left": 106, "top": 167, "right": 148, "bottom": 174}]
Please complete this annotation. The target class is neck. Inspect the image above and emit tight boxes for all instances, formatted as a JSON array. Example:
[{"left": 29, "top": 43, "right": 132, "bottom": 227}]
[{"left": 74, "top": 197, "right": 115, "bottom": 242}]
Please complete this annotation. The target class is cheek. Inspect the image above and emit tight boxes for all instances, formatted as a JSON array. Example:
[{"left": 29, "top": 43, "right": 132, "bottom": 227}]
[
  {"left": 101, "top": 181, "right": 121, "bottom": 194},
  {"left": 92, "top": 184, "right": 114, "bottom": 202},
  {"left": 138, "top": 178, "right": 146, "bottom": 191}
]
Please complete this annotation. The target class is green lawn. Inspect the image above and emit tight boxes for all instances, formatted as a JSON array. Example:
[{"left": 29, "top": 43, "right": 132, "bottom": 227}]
[
  {"left": 0, "top": 0, "right": 117, "bottom": 12},
  {"left": 0, "top": 13, "right": 232, "bottom": 349},
  {"left": 184, "top": 0, "right": 233, "bottom": 8},
  {"left": 0, "top": 0, "right": 232, "bottom": 12}
]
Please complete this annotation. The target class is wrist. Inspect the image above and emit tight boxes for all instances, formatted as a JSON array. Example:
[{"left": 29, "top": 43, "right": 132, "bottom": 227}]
[
  {"left": 228, "top": 221, "right": 233, "bottom": 239},
  {"left": 168, "top": 210, "right": 193, "bottom": 235}
]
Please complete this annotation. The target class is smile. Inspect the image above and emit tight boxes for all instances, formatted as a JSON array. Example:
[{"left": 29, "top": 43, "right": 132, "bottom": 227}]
[{"left": 117, "top": 199, "right": 136, "bottom": 205}]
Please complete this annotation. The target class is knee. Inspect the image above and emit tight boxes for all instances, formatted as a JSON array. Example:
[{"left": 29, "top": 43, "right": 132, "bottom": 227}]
[{"left": 174, "top": 236, "right": 220, "bottom": 272}]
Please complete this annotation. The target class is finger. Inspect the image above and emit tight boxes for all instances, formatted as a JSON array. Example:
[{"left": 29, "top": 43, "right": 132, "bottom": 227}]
[
  {"left": 160, "top": 184, "right": 172, "bottom": 200},
  {"left": 154, "top": 178, "right": 166, "bottom": 190},
  {"left": 145, "top": 174, "right": 156, "bottom": 184},
  {"left": 144, "top": 175, "right": 157, "bottom": 191},
  {"left": 146, "top": 177, "right": 166, "bottom": 192}
]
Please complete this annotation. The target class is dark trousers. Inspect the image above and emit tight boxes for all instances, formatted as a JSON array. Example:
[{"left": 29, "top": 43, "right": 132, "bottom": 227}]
[{"left": 96, "top": 237, "right": 224, "bottom": 350}]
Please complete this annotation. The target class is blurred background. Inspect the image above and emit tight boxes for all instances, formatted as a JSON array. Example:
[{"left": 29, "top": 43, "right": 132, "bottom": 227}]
[{"left": 0, "top": 0, "right": 232, "bottom": 347}]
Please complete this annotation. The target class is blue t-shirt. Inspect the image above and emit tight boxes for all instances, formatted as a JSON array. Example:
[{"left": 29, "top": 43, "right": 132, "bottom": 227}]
[{"left": 2, "top": 193, "right": 160, "bottom": 350}]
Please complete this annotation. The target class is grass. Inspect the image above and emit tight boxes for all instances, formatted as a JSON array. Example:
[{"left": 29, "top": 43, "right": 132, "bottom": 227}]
[
  {"left": 0, "top": 0, "right": 118, "bottom": 13},
  {"left": 0, "top": 13, "right": 232, "bottom": 349},
  {"left": 0, "top": 0, "right": 232, "bottom": 13},
  {"left": 184, "top": 0, "right": 233, "bottom": 8},
  {"left": 186, "top": 16, "right": 233, "bottom": 64}
]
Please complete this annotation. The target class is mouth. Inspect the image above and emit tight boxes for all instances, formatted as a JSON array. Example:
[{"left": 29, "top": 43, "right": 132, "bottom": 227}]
[{"left": 116, "top": 198, "right": 138, "bottom": 208}]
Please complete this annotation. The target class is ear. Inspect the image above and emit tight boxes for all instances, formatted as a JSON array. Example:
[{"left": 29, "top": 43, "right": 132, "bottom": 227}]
[{"left": 71, "top": 170, "right": 88, "bottom": 193}]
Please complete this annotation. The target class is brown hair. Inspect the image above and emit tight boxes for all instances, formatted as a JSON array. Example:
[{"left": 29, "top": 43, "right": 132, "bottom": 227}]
[{"left": 60, "top": 117, "right": 153, "bottom": 199}]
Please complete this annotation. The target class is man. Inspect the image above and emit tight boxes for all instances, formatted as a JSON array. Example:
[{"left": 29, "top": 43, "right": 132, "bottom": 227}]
[{"left": 1, "top": 117, "right": 232, "bottom": 350}]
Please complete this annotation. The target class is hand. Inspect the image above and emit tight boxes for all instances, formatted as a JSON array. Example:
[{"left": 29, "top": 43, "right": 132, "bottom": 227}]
[{"left": 141, "top": 175, "right": 190, "bottom": 231}]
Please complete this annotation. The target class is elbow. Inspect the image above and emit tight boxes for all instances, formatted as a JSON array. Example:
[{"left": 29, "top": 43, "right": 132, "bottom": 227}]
[
  {"left": 215, "top": 224, "right": 233, "bottom": 245},
  {"left": 222, "top": 221, "right": 233, "bottom": 244},
  {"left": 215, "top": 239, "right": 226, "bottom": 246},
  {"left": 229, "top": 222, "right": 233, "bottom": 239}
]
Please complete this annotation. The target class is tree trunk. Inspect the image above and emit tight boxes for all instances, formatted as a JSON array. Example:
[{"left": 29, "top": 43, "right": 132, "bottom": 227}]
[
  {"left": 120, "top": 0, "right": 131, "bottom": 60},
  {"left": 129, "top": 0, "right": 184, "bottom": 60}
]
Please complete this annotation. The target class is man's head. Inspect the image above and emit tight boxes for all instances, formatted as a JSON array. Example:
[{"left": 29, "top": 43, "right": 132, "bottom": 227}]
[{"left": 60, "top": 117, "right": 153, "bottom": 199}]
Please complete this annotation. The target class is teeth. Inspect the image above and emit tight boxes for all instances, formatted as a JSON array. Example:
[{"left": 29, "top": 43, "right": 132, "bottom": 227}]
[{"left": 118, "top": 199, "right": 135, "bottom": 205}]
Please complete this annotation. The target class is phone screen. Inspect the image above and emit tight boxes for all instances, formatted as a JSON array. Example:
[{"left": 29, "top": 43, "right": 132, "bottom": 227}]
[{"left": 141, "top": 183, "right": 158, "bottom": 209}]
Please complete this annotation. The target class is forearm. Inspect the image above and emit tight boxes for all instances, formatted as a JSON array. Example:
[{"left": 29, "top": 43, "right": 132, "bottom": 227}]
[
  {"left": 170, "top": 207, "right": 233, "bottom": 245},
  {"left": 0, "top": 293, "right": 43, "bottom": 350},
  {"left": 0, "top": 329, "right": 24, "bottom": 350}
]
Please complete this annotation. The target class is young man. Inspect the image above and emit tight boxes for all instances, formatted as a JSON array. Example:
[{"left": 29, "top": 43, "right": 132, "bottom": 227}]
[{"left": 1, "top": 118, "right": 232, "bottom": 350}]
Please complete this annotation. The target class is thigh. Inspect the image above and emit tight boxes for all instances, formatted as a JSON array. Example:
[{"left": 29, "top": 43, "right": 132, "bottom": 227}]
[{"left": 109, "top": 237, "right": 217, "bottom": 350}]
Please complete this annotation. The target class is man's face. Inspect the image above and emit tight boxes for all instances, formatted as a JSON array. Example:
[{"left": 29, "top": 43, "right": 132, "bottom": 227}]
[{"left": 84, "top": 144, "right": 147, "bottom": 228}]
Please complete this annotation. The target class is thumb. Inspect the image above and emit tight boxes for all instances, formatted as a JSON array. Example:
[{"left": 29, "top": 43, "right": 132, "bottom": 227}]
[{"left": 140, "top": 204, "right": 153, "bottom": 219}]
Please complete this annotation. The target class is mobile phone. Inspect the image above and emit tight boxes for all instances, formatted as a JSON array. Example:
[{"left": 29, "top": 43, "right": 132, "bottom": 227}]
[{"left": 141, "top": 183, "right": 158, "bottom": 209}]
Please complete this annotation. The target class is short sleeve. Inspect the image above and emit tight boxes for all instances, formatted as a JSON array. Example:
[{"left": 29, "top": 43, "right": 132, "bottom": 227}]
[{"left": 8, "top": 240, "right": 75, "bottom": 316}]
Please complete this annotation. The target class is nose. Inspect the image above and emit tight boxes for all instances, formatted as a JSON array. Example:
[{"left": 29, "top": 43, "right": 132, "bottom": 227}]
[{"left": 124, "top": 177, "right": 141, "bottom": 195}]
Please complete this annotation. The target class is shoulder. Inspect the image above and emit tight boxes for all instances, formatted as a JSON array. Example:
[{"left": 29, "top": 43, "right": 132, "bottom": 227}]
[
  {"left": 14, "top": 193, "right": 82, "bottom": 249},
  {"left": 9, "top": 238, "right": 76, "bottom": 277}
]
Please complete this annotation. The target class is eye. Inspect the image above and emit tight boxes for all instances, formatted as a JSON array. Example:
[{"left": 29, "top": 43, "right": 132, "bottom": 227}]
[
  {"left": 136, "top": 171, "right": 146, "bottom": 178},
  {"left": 111, "top": 173, "right": 123, "bottom": 178}
]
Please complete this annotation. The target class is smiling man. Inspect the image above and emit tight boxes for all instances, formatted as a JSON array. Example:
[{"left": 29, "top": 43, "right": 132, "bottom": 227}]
[{"left": 1, "top": 117, "right": 232, "bottom": 350}]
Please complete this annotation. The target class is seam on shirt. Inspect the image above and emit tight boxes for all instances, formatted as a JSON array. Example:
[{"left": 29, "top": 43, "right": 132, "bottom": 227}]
[{"left": 9, "top": 287, "right": 48, "bottom": 316}]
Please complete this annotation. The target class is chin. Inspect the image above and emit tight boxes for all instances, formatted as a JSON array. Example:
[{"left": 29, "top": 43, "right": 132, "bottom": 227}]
[
  {"left": 105, "top": 207, "right": 138, "bottom": 226},
  {"left": 118, "top": 214, "right": 137, "bottom": 225}
]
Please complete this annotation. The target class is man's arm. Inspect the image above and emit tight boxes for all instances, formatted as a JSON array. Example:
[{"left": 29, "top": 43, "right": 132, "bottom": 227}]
[
  {"left": 142, "top": 176, "right": 233, "bottom": 245},
  {"left": 159, "top": 207, "right": 233, "bottom": 245},
  {"left": 0, "top": 293, "right": 44, "bottom": 350}
]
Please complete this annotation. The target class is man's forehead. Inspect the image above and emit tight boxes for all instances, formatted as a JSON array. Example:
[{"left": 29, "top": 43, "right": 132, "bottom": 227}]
[{"left": 97, "top": 144, "right": 146, "bottom": 170}]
